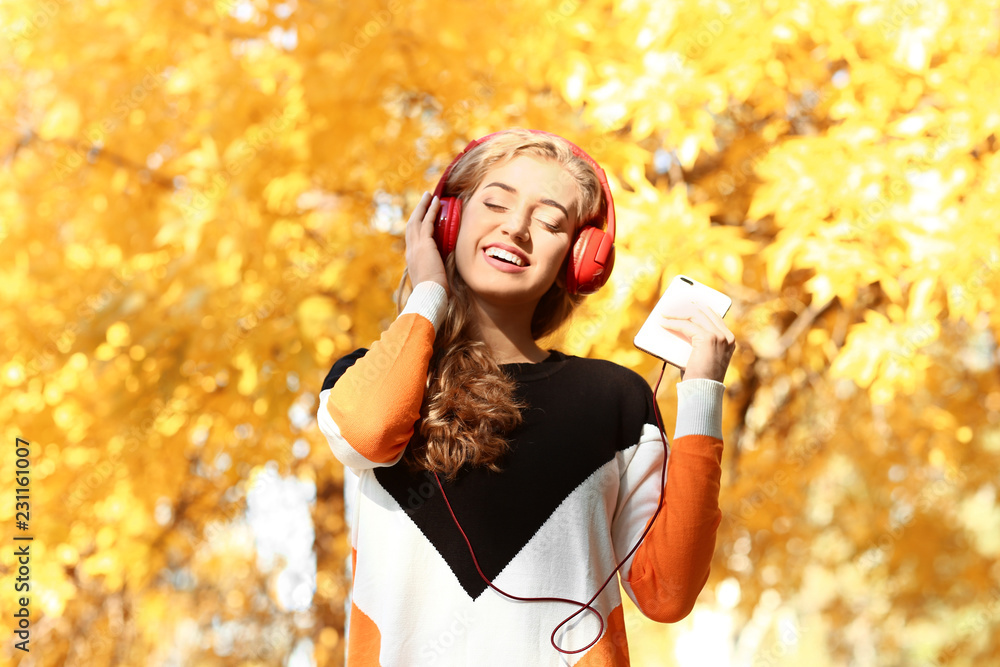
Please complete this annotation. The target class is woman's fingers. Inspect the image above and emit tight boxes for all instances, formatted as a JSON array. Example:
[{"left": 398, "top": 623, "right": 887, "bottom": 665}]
[
  {"left": 404, "top": 192, "right": 448, "bottom": 295},
  {"left": 426, "top": 195, "right": 440, "bottom": 236},
  {"left": 661, "top": 301, "right": 733, "bottom": 344},
  {"left": 406, "top": 192, "right": 433, "bottom": 244},
  {"left": 406, "top": 193, "right": 436, "bottom": 246},
  {"left": 661, "top": 300, "right": 737, "bottom": 382},
  {"left": 692, "top": 301, "right": 735, "bottom": 344},
  {"left": 659, "top": 316, "right": 701, "bottom": 342},
  {"left": 406, "top": 193, "right": 440, "bottom": 244}
]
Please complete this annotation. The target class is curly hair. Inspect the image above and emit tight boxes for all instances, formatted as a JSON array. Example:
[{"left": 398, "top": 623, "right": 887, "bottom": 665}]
[{"left": 393, "top": 129, "right": 609, "bottom": 480}]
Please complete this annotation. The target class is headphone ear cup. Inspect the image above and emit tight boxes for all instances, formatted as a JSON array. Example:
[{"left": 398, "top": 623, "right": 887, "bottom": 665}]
[
  {"left": 434, "top": 196, "right": 463, "bottom": 259},
  {"left": 566, "top": 225, "right": 616, "bottom": 295}
]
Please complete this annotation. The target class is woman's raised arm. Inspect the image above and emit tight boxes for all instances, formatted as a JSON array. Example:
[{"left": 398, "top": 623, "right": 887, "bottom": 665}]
[
  {"left": 317, "top": 280, "right": 447, "bottom": 471},
  {"left": 317, "top": 192, "right": 450, "bottom": 472}
]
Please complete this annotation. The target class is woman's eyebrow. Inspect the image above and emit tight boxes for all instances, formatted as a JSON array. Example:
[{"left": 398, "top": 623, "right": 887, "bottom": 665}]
[{"left": 483, "top": 182, "right": 569, "bottom": 219}]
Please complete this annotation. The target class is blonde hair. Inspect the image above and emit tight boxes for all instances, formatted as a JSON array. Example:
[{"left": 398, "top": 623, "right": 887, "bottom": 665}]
[{"left": 394, "top": 129, "right": 608, "bottom": 479}]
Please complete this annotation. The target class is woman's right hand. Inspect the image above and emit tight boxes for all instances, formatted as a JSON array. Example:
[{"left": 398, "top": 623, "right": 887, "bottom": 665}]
[{"left": 405, "top": 191, "right": 450, "bottom": 297}]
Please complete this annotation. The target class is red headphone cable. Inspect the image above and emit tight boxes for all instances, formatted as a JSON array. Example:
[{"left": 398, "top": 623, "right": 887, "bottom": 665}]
[{"left": 433, "top": 360, "right": 672, "bottom": 655}]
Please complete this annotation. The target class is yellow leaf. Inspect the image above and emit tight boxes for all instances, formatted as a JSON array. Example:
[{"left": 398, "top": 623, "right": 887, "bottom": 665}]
[
  {"left": 39, "top": 99, "right": 82, "bottom": 140},
  {"left": 765, "top": 236, "right": 800, "bottom": 292},
  {"left": 677, "top": 135, "right": 700, "bottom": 170}
]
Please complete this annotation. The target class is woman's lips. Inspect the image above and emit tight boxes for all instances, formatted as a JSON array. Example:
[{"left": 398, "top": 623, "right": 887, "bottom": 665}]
[{"left": 483, "top": 248, "right": 529, "bottom": 273}]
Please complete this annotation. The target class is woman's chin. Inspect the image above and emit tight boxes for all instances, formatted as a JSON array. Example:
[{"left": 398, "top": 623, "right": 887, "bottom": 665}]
[
  {"left": 457, "top": 264, "right": 556, "bottom": 307},
  {"left": 466, "top": 283, "right": 546, "bottom": 309}
]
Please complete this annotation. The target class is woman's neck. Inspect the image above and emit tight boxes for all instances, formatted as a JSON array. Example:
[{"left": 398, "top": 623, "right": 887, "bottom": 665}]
[{"left": 469, "top": 297, "right": 548, "bottom": 364}]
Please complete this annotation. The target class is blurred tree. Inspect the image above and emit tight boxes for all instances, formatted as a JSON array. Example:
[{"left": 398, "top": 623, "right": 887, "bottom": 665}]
[{"left": 1, "top": 0, "right": 999, "bottom": 664}]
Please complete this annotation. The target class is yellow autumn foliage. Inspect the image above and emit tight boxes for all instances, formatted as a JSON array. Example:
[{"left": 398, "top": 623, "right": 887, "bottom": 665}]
[{"left": 2, "top": 0, "right": 1000, "bottom": 665}]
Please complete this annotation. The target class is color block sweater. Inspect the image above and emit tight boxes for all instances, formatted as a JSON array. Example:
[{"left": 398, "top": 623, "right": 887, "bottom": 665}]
[{"left": 316, "top": 281, "right": 726, "bottom": 666}]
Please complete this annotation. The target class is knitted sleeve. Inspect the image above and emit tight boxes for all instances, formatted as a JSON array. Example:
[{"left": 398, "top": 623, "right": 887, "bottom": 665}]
[
  {"left": 610, "top": 378, "right": 725, "bottom": 622},
  {"left": 316, "top": 281, "right": 447, "bottom": 473}
]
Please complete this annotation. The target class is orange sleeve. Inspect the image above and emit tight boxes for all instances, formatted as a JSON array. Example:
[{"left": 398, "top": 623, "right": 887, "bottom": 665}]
[
  {"left": 626, "top": 432, "right": 723, "bottom": 623},
  {"left": 614, "top": 378, "right": 725, "bottom": 623},
  {"left": 318, "top": 281, "right": 447, "bottom": 469}
]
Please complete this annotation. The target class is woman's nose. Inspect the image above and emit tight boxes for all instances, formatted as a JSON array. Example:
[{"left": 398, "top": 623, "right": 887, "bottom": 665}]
[{"left": 501, "top": 207, "right": 531, "bottom": 240}]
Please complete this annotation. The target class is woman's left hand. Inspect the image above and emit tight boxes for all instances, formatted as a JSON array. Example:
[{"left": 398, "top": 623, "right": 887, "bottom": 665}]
[{"left": 660, "top": 301, "right": 736, "bottom": 383}]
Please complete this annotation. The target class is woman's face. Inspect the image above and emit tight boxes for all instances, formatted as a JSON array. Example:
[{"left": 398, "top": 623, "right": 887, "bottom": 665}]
[{"left": 454, "top": 155, "right": 581, "bottom": 309}]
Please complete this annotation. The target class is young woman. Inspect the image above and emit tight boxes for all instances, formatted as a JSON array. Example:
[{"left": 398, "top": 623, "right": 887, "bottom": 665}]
[{"left": 317, "top": 129, "right": 735, "bottom": 666}]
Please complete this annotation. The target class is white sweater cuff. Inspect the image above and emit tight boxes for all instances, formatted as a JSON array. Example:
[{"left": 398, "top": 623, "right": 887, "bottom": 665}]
[
  {"left": 401, "top": 281, "right": 448, "bottom": 334},
  {"left": 674, "top": 378, "right": 725, "bottom": 440}
]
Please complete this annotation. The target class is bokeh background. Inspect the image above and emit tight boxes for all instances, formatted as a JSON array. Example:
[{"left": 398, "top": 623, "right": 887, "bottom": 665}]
[{"left": 2, "top": 0, "right": 1000, "bottom": 664}]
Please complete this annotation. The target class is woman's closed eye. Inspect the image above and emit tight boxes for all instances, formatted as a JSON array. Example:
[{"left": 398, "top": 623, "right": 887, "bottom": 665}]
[{"left": 484, "top": 202, "right": 561, "bottom": 231}]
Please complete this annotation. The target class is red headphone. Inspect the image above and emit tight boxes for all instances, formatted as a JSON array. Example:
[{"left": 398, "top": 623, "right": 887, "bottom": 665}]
[{"left": 432, "top": 129, "right": 616, "bottom": 295}]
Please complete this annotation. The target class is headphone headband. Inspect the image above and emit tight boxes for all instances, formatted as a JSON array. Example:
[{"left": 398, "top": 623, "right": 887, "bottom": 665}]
[{"left": 432, "top": 129, "right": 615, "bottom": 242}]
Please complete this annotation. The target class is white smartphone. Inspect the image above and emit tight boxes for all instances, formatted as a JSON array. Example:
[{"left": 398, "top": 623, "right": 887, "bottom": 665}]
[{"left": 633, "top": 274, "right": 733, "bottom": 369}]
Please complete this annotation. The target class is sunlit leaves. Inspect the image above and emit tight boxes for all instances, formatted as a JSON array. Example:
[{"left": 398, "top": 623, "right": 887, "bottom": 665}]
[{"left": 4, "top": 0, "right": 1000, "bottom": 664}]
